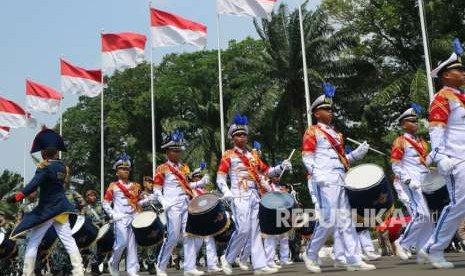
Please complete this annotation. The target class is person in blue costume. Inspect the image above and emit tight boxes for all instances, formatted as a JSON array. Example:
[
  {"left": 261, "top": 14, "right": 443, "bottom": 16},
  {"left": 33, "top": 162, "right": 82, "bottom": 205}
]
[{"left": 6, "top": 127, "right": 84, "bottom": 276}]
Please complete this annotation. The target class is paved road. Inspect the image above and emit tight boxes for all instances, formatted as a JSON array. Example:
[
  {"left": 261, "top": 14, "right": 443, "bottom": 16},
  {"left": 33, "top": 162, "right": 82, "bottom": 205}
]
[{"left": 95, "top": 253, "right": 465, "bottom": 276}]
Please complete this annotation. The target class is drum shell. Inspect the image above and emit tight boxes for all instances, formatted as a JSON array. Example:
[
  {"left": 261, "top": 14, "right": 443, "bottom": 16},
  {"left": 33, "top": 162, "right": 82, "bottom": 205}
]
[
  {"left": 259, "top": 192, "right": 294, "bottom": 236},
  {"left": 423, "top": 185, "right": 450, "bottom": 213},
  {"left": 72, "top": 216, "right": 99, "bottom": 249},
  {"left": 214, "top": 213, "right": 235, "bottom": 243},
  {"left": 131, "top": 213, "right": 165, "bottom": 247},
  {"left": 0, "top": 232, "right": 16, "bottom": 259},
  {"left": 96, "top": 224, "right": 114, "bottom": 254},
  {"left": 345, "top": 176, "right": 394, "bottom": 216},
  {"left": 186, "top": 200, "right": 229, "bottom": 237}
]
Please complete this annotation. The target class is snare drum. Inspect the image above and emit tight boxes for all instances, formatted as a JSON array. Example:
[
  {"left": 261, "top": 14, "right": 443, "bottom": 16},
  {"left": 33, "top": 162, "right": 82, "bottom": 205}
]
[
  {"left": 96, "top": 223, "right": 114, "bottom": 254},
  {"left": 71, "top": 215, "right": 99, "bottom": 249},
  {"left": 344, "top": 164, "right": 394, "bottom": 216},
  {"left": 422, "top": 169, "right": 450, "bottom": 212},
  {"left": 259, "top": 191, "right": 295, "bottom": 235},
  {"left": 131, "top": 211, "right": 165, "bottom": 247},
  {"left": 186, "top": 193, "right": 229, "bottom": 237},
  {"left": 0, "top": 232, "right": 16, "bottom": 259}
]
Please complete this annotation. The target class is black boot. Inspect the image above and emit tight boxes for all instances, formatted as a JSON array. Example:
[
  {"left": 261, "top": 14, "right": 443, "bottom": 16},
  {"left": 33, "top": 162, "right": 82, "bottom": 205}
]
[
  {"left": 139, "top": 261, "right": 147, "bottom": 272},
  {"left": 102, "top": 263, "right": 109, "bottom": 273},
  {"left": 148, "top": 263, "right": 157, "bottom": 274},
  {"left": 91, "top": 264, "right": 101, "bottom": 276}
]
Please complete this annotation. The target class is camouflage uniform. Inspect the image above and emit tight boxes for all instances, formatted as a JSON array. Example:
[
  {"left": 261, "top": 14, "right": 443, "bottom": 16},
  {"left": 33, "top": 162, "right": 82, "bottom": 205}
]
[
  {"left": 0, "top": 219, "right": 20, "bottom": 276},
  {"left": 83, "top": 202, "right": 110, "bottom": 275}
]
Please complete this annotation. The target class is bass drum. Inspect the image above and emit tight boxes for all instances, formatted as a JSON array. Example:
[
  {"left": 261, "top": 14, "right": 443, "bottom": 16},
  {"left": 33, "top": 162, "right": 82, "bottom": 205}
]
[
  {"left": 214, "top": 212, "right": 235, "bottom": 244},
  {"left": 186, "top": 193, "right": 229, "bottom": 237},
  {"left": 0, "top": 232, "right": 17, "bottom": 259},
  {"left": 96, "top": 223, "right": 114, "bottom": 254},
  {"left": 131, "top": 211, "right": 165, "bottom": 247},
  {"left": 422, "top": 169, "right": 450, "bottom": 213},
  {"left": 259, "top": 191, "right": 295, "bottom": 235},
  {"left": 345, "top": 164, "right": 394, "bottom": 216},
  {"left": 71, "top": 215, "right": 99, "bottom": 249}
]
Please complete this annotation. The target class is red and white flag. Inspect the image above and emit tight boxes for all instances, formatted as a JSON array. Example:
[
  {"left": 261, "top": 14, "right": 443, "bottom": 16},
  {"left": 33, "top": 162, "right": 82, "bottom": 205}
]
[
  {"left": 0, "top": 97, "right": 27, "bottom": 128},
  {"left": 102, "top": 32, "right": 147, "bottom": 72},
  {"left": 150, "top": 8, "right": 207, "bottom": 48},
  {"left": 217, "top": 0, "right": 276, "bottom": 18},
  {"left": 26, "top": 80, "right": 62, "bottom": 114},
  {"left": 61, "top": 58, "right": 102, "bottom": 98},
  {"left": 0, "top": 126, "right": 10, "bottom": 140}
]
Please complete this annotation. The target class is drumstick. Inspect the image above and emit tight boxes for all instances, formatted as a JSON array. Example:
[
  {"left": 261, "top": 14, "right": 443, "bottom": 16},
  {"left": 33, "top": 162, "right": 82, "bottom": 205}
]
[
  {"left": 279, "top": 149, "right": 296, "bottom": 179},
  {"left": 346, "top": 138, "right": 386, "bottom": 156}
]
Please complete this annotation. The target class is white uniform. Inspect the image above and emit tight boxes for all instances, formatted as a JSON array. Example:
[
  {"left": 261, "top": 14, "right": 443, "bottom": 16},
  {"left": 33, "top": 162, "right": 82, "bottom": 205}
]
[
  {"left": 102, "top": 180, "right": 142, "bottom": 276},
  {"left": 154, "top": 161, "right": 204, "bottom": 273},
  {"left": 302, "top": 122, "right": 364, "bottom": 265},
  {"left": 358, "top": 229, "right": 375, "bottom": 254},
  {"left": 391, "top": 133, "right": 434, "bottom": 253},
  {"left": 216, "top": 146, "right": 283, "bottom": 270},
  {"left": 423, "top": 86, "right": 465, "bottom": 258}
]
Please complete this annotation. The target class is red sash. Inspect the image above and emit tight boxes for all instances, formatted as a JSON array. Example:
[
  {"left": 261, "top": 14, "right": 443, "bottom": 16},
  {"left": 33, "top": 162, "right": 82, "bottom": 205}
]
[
  {"left": 165, "top": 163, "right": 194, "bottom": 198},
  {"left": 233, "top": 149, "right": 267, "bottom": 193},
  {"left": 115, "top": 180, "right": 141, "bottom": 212},
  {"left": 403, "top": 136, "right": 427, "bottom": 166},
  {"left": 314, "top": 125, "right": 349, "bottom": 170}
]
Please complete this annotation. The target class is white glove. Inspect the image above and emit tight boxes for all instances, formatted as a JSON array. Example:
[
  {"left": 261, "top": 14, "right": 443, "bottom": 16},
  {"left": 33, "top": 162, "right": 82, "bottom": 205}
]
[
  {"left": 222, "top": 189, "right": 233, "bottom": 202},
  {"left": 438, "top": 158, "right": 454, "bottom": 176},
  {"left": 201, "top": 174, "right": 210, "bottom": 186},
  {"left": 112, "top": 213, "right": 126, "bottom": 221},
  {"left": 312, "top": 174, "right": 327, "bottom": 187},
  {"left": 407, "top": 179, "right": 421, "bottom": 190},
  {"left": 351, "top": 141, "right": 370, "bottom": 161},
  {"left": 280, "top": 159, "right": 293, "bottom": 171}
]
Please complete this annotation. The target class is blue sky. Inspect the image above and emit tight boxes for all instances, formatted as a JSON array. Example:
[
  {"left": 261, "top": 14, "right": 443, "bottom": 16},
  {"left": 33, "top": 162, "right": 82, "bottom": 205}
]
[{"left": 0, "top": 0, "right": 320, "bottom": 179}]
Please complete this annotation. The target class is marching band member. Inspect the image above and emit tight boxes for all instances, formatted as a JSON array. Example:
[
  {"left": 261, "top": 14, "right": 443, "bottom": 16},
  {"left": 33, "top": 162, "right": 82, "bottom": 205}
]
[
  {"left": 357, "top": 229, "right": 381, "bottom": 261},
  {"left": 301, "top": 83, "right": 375, "bottom": 273},
  {"left": 217, "top": 114, "right": 292, "bottom": 275},
  {"left": 6, "top": 128, "right": 84, "bottom": 276},
  {"left": 102, "top": 153, "right": 143, "bottom": 276},
  {"left": 391, "top": 104, "right": 435, "bottom": 263},
  {"left": 189, "top": 164, "right": 222, "bottom": 273},
  {"left": 264, "top": 176, "right": 293, "bottom": 268},
  {"left": 419, "top": 41, "right": 465, "bottom": 268},
  {"left": 154, "top": 130, "right": 205, "bottom": 276}
]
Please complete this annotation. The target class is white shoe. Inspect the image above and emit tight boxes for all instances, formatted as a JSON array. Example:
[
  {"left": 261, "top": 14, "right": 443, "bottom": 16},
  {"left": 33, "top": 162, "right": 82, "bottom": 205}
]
[
  {"left": 207, "top": 266, "right": 222, "bottom": 273},
  {"left": 417, "top": 251, "right": 429, "bottom": 265},
  {"left": 394, "top": 239, "right": 409, "bottom": 260},
  {"left": 220, "top": 255, "right": 233, "bottom": 275},
  {"left": 406, "top": 249, "right": 413, "bottom": 258},
  {"left": 156, "top": 266, "right": 168, "bottom": 276},
  {"left": 333, "top": 260, "right": 347, "bottom": 268},
  {"left": 109, "top": 265, "right": 120, "bottom": 276},
  {"left": 418, "top": 250, "right": 454, "bottom": 269},
  {"left": 254, "top": 266, "right": 278, "bottom": 275},
  {"left": 364, "top": 251, "right": 381, "bottom": 261},
  {"left": 269, "top": 263, "right": 282, "bottom": 269},
  {"left": 184, "top": 268, "right": 205, "bottom": 276},
  {"left": 281, "top": 260, "right": 293, "bottom": 265},
  {"left": 128, "top": 274, "right": 140, "bottom": 276},
  {"left": 346, "top": 261, "right": 376, "bottom": 271},
  {"left": 302, "top": 253, "right": 321, "bottom": 273},
  {"left": 237, "top": 260, "right": 249, "bottom": 271},
  {"left": 21, "top": 257, "right": 36, "bottom": 276}
]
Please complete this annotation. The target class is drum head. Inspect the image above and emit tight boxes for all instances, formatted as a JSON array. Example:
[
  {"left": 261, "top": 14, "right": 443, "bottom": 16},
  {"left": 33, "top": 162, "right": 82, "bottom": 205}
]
[
  {"left": 71, "top": 215, "right": 85, "bottom": 235},
  {"left": 188, "top": 193, "right": 220, "bottom": 214},
  {"left": 261, "top": 192, "right": 294, "bottom": 209},
  {"left": 422, "top": 169, "right": 446, "bottom": 194},
  {"left": 97, "top": 224, "right": 110, "bottom": 241},
  {"left": 345, "top": 164, "right": 384, "bottom": 191},
  {"left": 131, "top": 211, "right": 157, "bottom": 228}
]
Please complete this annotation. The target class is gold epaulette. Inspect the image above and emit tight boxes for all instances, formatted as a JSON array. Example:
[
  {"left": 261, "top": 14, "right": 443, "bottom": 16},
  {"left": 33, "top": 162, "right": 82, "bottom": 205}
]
[{"left": 36, "top": 160, "right": 49, "bottom": 169}]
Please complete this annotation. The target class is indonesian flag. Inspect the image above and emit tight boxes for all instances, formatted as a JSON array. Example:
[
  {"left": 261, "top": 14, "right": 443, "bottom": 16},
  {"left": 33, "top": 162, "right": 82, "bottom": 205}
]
[
  {"left": 0, "top": 97, "right": 27, "bottom": 128},
  {"left": 102, "top": 32, "right": 147, "bottom": 72},
  {"left": 0, "top": 126, "right": 10, "bottom": 140},
  {"left": 217, "top": 0, "right": 277, "bottom": 18},
  {"left": 150, "top": 8, "right": 207, "bottom": 48},
  {"left": 26, "top": 80, "right": 62, "bottom": 114},
  {"left": 60, "top": 58, "right": 102, "bottom": 98}
]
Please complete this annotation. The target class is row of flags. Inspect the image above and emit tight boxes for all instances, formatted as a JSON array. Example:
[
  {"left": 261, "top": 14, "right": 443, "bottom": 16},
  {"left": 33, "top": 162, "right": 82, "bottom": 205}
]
[{"left": 0, "top": 0, "right": 277, "bottom": 141}]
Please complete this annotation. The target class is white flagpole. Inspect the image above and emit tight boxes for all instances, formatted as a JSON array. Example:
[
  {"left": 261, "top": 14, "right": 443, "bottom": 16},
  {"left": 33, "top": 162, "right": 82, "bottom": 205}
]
[
  {"left": 298, "top": 3, "right": 312, "bottom": 126},
  {"left": 216, "top": 14, "right": 226, "bottom": 153},
  {"left": 418, "top": 0, "right": 434, "bottom": 103},
  {"left": 59, "top": 99, "right": 63, "bottom": 159},
  {"left": 149, "top": 2, "right": 157, "bottom": 173},
  {"left": 100, "top": 29, "right": 105, "bottom": 201},
  {"left": 23, "top": 127, "right": 28, "bottom": 187}
]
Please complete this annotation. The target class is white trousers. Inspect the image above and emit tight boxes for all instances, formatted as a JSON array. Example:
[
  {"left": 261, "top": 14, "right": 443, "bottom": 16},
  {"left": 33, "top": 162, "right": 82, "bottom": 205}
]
[
  {"left": 423, "top": 163, "right": 465, "bottom": 257},
  {"left": 306, "top": 180, "right": 361, "bottom": 265},
  {"left": 358, "top": 229, "right": 375, "bottom": 253},
  {"left": 239, "top": 236, "right": 251, "bottom": 263},
  {"left": 157, "top": 199, "right": 202, "bottom": 272},
  {"left": 264, "top": 234, "right": 290, "bottom": 265},
  {"left": 399, "top": 186, "right": 434, "bottom": 252},
  {"left": 110, "top": 217, "right": 139, "bottom": 274},
  {"left": 25, "top": 217, "right": 80, "bottom": 259},
  {"left": 195, "top": 236, "right": 219, "bottom": 269},
  {"left": 225, "top": 190, "right": 267, "bottom": 269}
]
